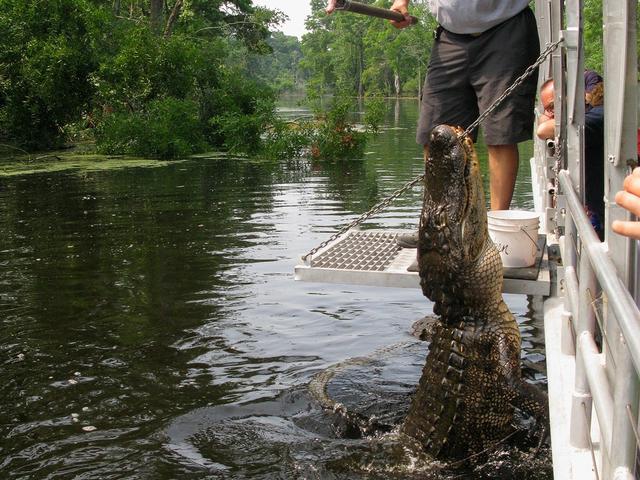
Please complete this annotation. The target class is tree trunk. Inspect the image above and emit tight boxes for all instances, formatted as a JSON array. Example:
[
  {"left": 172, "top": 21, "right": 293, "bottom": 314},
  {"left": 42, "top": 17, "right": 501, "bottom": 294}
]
[
  {"left": 113, "top": 0, "right": 120, "bottom": 15},
  {"left": 394, "top": 72, "right": 401, "bottom": 97},
  {"left": 150, "top": 0, "right": 163, "bottom": 34},
  {"left": 357, "top": 41, "right": 364, "bottom": 98},
  {"left": 164, "top": 0, "right": 183, "bottom": 38}
]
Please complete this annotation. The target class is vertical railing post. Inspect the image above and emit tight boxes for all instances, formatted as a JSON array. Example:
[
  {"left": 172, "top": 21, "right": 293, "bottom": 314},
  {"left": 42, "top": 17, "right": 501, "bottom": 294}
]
[
  {"left": 563, "top": 208, "right": 579, "bottom": 351},
  {"left": 550, "top": 0, "right": 564, "bottom": 177},
  {"left": 564, "top": 0, "right": 585, "bottom": 204},
  {"left": 603, "top": 0, "right": 639, "bottom": 477},
  {"left": 570, "top": 237, "right": 597, "bottom": 448},
  {"left": 603, "top": 0, "right": 637, "bottom": 281},
  {"left": 607, "top": 317, "right": 639, "bottom": 479},
  {"left": 534, "top": 0, "right": 559, "bottom": 234}
]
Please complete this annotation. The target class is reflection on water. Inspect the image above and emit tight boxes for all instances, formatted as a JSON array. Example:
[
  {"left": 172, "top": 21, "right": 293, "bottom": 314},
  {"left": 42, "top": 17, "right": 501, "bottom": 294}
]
[{"left": 0, "top": 99, "right": 547, "bottom": 478}]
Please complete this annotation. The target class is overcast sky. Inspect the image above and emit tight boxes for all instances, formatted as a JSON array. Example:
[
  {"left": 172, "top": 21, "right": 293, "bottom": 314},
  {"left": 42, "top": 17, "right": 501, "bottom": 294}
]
[{"left": 252, "top": 0, "right": 312, "bottom": 38}]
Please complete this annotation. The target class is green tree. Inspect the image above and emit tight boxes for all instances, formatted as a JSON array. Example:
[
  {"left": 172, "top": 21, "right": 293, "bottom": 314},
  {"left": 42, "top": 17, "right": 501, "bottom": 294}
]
[
  {"left": 583, "top": 0, "right": 603, "bottom": 74},
  {"left": 0, "top": 0, "right": 106, "bottom": 149},
  {"left": 300, "top": 0, "right": 338, "bottom": 96},
  {"left": 248, "top": 32, "right": 304, "bottom": 93},
  {"left": 301, "top": 0, "right": 435, "bottom": 98},
  {"left": 0, "top": 0, "right": 291, "bottom": 157}
]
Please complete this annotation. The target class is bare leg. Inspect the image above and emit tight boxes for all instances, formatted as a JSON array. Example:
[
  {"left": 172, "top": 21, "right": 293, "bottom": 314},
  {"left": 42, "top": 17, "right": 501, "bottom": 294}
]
[{"left": 488, "top": 144, "right": 519, "bottom": 210}]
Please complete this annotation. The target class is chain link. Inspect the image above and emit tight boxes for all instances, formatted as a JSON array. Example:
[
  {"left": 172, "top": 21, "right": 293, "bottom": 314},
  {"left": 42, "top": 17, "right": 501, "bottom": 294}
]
[{"left": 302, "top": 40, "right": 563, "bottom": 263}]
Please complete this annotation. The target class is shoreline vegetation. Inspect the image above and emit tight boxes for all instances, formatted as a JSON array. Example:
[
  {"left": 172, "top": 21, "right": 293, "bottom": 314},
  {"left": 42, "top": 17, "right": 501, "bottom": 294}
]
[{"left": 0, "top": 0, "right": 607, "bottom": 161}]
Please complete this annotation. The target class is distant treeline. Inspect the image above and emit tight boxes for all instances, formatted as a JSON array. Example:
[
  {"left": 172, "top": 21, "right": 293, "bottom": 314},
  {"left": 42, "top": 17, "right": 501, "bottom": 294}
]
[{"left": 296, "top": 0, "right": 611, "bottom": 99}]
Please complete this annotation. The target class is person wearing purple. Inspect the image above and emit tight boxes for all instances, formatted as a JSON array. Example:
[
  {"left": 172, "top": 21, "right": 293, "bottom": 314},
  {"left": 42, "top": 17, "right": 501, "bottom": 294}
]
[{"left": 584, "top": 69, "right": 603, "bottom": 110}]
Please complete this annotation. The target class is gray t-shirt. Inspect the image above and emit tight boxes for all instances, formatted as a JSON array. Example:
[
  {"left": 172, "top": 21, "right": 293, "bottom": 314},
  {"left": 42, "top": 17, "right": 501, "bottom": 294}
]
[{"left": 426, "top": 0, "right": 530, "bottom": 34}]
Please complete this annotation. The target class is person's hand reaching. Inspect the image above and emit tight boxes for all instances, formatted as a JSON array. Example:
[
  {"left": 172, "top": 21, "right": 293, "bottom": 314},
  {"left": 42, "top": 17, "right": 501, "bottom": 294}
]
[{"left": 613, "top": 167, "right": 640, "bottom": 240}]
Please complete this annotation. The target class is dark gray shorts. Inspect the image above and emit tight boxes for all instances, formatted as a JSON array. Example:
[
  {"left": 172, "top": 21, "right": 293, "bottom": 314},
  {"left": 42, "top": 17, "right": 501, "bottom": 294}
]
[{"left": 416, "top": 7, "right": 540, "bottom": 146}]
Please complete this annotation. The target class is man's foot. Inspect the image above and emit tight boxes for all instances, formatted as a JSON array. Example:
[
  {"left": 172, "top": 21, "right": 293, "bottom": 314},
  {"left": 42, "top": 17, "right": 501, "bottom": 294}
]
[
  {"left": 407, "top": 258, "right": 419, "bottom": 272},
  {"left": 396, "top": 231, "right": 418, "bottom": 249}
]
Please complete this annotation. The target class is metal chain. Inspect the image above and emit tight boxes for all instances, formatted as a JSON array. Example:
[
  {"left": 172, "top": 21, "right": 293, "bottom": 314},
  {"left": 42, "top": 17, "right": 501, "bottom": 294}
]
[
  {"left": 459, "top": 39, "right": 563, "bottom": 140},
  {"left": 301, "top": 173, "right": 425, "bottom": 261},
  {"left": 302, "top": 39, "right": 563, "bottom": 263},
  {"left": 552, "top": 138, "right": 564, "bottom": 236}
]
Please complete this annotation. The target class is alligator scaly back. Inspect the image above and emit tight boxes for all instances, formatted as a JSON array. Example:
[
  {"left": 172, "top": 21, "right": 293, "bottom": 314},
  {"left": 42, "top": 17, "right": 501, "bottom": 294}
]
[{"left": 402, "top": 125, "right": 548, "bottom": 460}]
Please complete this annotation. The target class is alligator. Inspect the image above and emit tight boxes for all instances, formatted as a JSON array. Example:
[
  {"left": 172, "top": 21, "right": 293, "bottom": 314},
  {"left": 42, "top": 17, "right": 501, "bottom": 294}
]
[{"left": 402, "top": 125, "right": 548, "bottom": 460}]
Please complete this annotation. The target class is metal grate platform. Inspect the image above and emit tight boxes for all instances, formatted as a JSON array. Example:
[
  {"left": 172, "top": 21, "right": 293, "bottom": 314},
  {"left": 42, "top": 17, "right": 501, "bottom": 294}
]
[
  {"left": 295, "top": 229, "right": 550, "bottom": 296},
  {"left": 311, "top": 231, "right": 401, "bottom": 271}
]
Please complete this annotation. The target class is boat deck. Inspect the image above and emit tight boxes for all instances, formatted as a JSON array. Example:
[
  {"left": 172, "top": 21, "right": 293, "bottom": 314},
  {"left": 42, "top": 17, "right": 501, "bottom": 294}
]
[{"left": 295, "top": 229, "right": 550, "bottom": 296}]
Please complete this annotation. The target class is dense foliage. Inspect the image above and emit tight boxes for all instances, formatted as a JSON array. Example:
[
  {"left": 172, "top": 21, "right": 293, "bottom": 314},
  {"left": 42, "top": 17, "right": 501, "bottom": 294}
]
[
  {"left": 0, "top": 0, "right": 288, "bottom": 156},
  {"left": 0, "top": 0, "right": 104, "bottom": 149},
  {"left": 95, "top": 97, "right": 208, "bottom": 158},
  {"left": 261, "top": 96, "right": 385, "bottom": 161},
  {"left": 583, "top": 0, "right": 604, "bottom": 74}
]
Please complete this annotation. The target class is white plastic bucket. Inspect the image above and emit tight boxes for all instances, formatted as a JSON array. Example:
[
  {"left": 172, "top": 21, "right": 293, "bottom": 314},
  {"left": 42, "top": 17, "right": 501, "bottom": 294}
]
[{"left": 487, "top": 210, "right": 540, "bottom": 268}]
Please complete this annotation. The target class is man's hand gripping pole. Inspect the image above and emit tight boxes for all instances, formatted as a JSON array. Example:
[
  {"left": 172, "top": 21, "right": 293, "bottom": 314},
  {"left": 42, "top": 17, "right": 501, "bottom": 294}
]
[{"left": 333, "top": 0, "right": 418, "bottom": 26}]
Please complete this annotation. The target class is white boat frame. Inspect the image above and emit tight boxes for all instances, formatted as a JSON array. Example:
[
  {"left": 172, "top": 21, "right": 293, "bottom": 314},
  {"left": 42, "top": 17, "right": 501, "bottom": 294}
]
[{"left": 533, "top": 1, "right": 639, "bottom": 478}]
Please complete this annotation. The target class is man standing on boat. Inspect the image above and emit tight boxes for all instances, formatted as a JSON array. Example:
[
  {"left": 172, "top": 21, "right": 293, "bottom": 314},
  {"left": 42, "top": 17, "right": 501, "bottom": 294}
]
[{"left": 325, "top": 0, "right": 540, "bottom": 215}]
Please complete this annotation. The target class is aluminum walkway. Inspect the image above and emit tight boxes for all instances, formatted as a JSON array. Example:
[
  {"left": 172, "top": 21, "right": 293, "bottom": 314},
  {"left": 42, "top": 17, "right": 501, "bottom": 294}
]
[{"left": 295, "top": 229, "right": 550, "bottom": 296}]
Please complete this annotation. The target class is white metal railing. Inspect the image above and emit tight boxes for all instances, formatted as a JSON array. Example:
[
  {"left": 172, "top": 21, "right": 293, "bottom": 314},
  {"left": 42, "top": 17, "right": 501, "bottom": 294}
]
[
  {"left": 534, "top": 0, "right": 639, "bottom": 478},
  {"left": 559, "top": 170, "right": 640, "bottom": 478}
]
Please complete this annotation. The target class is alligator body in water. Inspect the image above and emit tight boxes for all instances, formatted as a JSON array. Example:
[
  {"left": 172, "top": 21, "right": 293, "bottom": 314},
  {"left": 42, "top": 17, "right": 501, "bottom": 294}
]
[{"left": 402, "top": 125, "right": 548, "bottom": 460}]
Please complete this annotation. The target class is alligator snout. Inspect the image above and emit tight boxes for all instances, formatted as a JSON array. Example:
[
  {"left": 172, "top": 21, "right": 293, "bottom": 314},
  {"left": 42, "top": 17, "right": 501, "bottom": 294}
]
[
  {"left": 429, "top": 125, "right": 459, "bottom": 154},
  {"left": 430, "top": 124, "right": 457, "bottom": 143}
]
